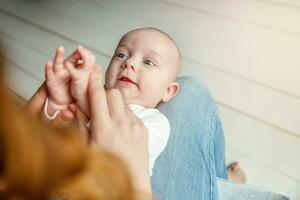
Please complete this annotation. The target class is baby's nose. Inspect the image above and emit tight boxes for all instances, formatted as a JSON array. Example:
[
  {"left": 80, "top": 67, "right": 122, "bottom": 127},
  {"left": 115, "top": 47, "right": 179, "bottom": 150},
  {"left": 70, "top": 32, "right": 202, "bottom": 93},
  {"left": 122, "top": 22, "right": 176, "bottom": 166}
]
[{"left": 122, "top": 62, "right": 135, "bottom": 71}]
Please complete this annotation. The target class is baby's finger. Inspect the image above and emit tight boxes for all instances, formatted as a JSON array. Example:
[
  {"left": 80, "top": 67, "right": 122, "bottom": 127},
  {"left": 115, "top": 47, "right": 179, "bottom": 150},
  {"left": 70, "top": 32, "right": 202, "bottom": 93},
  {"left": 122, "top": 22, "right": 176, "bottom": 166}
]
[
  {"left": 65, "top": 61, "right": 79, "bottom": 78},
  {"left": 53, "top": 46, "right": 65, "bottom": 72},
  {"left": 77, "top": 46, "right": 96, "bottom": 70},
  {"left": 65, "top": 48, "right": 82, "bottom": 66},
  {"left": 88, "top": 66, "right": 110, "bottom": 127},
  {"left": 45, "top": 61, "right": 55, "bottom": 81}
]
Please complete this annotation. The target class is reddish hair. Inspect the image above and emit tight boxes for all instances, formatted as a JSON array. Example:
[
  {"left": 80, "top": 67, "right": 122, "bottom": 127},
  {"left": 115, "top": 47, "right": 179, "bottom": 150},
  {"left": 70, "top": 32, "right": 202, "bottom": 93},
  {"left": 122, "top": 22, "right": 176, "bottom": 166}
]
[{"left": 0, "top": 44, "right": 148, "bottom": 199}]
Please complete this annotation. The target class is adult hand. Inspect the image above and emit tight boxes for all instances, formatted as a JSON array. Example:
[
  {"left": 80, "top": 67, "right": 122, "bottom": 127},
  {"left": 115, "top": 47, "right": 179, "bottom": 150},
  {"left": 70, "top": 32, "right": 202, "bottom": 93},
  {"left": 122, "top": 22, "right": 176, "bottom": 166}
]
[
  {"left": 25, "top": 82, "right": 47, "bottom": 116},
  {"left": 87, "top": 66, "right": 151, "bottom": 194}
]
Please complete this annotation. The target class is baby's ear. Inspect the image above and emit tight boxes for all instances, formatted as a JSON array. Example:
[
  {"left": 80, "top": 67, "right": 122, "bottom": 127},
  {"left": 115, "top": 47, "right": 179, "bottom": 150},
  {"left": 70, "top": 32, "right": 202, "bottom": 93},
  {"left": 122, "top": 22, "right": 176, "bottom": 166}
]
[{"left": 162, "top": 82, "right": 180, "bottom": 102}]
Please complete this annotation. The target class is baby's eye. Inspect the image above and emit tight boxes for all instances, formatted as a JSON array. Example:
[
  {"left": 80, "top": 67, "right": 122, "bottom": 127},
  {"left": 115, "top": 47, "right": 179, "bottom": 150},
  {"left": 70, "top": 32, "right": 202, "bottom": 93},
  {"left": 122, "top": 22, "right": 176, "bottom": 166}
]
[
  {"left": 117, "top": 53, "right": 127, "bottom": 59},
  {"left": 143, "top": 59, "right": 156, "bottom": 66}
]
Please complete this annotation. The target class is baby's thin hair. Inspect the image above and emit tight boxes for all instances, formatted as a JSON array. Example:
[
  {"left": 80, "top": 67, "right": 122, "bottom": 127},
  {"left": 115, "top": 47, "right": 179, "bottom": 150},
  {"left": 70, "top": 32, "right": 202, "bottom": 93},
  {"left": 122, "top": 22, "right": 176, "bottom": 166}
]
[{"left": 143, "top": 27, "right": 181, "bottom": 57}]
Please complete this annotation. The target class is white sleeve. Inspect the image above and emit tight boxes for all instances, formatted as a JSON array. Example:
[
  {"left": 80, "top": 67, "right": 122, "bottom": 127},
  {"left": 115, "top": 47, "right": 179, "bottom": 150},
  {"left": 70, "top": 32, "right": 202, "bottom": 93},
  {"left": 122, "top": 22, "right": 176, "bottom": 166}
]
[{"left": 139, "top": 110, "right": 170, "bottom": 174}]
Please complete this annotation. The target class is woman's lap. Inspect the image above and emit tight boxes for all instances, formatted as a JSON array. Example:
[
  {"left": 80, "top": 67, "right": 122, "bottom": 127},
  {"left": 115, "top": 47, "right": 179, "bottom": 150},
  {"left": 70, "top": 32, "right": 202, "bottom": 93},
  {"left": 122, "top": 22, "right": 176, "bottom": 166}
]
[{"left": 151, "top": 76, "right": 227, "bottom": 200}]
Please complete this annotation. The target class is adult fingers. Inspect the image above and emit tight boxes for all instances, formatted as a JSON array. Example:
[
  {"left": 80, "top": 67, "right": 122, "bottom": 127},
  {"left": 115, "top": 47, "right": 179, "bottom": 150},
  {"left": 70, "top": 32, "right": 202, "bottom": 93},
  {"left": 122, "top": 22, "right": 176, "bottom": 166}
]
[
  {"left": 106, "top": 89, "right": 126, "bottom": 121},
  {"left": 25, "top": 82, "right": 47, "bottom": 116},
  {"left": 124, "top": 105, "right": 141, "bottom": 123},
  {"left": 124, "top": 105, "right": 148, "bottom": 139},
  {"left": 88, "top": 66, "right": 110, "bottom": 127},
  {"left": 69, "top": 104, "right": 90, "bottom": 145},
  {"left": 53, "top": 46, "right": 65, "bottom": 72}
]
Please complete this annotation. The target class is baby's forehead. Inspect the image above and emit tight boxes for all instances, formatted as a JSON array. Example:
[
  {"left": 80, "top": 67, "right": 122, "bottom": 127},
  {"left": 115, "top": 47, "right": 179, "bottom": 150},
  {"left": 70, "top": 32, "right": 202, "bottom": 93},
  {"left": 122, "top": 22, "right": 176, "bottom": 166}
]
[{"left": 118, "top": 29, "right": 179, "bottom": 59}]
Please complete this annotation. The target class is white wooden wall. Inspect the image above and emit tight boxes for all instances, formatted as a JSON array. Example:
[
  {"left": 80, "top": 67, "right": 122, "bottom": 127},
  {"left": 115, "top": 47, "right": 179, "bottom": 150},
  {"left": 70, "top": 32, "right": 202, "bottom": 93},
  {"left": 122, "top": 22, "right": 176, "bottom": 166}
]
[{"left": 0, "top": 0, "right": 299, "bottom": 199}]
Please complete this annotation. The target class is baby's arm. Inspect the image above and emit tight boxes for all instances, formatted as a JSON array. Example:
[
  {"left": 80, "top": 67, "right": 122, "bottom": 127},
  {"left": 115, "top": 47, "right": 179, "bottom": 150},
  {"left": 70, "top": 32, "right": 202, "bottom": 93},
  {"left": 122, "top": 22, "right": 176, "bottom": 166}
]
[
  {"left": 65, "top": 46, "right": 96, "bottom": 117},
  {"left": 45, "top": 46, "right": 72, "bottom": 117}
]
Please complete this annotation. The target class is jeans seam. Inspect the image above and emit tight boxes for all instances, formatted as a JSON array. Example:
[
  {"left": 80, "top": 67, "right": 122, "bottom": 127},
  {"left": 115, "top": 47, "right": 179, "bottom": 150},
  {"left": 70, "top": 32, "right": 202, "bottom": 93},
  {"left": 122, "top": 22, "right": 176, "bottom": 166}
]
[{"left": 209, "top": 108, "right": 218, "bottom": 200}]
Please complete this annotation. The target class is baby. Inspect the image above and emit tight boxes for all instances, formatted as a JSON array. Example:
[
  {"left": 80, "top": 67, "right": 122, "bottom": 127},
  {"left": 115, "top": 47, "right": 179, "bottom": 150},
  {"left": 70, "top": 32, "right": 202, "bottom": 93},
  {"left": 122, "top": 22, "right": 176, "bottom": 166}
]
[{"left": 44, "top": 27, "right": 182, "bottom": 175}]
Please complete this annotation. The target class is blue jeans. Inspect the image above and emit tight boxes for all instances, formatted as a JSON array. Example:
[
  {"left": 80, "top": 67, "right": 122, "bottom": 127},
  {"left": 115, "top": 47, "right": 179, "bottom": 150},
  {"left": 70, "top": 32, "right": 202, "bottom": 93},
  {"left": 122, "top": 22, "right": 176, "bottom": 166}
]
[{"left": 152, "top": 76, "right": 227, "bottom": 200}]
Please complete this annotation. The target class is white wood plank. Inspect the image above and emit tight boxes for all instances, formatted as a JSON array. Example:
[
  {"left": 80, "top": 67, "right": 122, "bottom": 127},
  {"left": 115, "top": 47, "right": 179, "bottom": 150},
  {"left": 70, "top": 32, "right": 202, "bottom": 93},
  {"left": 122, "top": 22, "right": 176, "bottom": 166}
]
[
  {"left": 0, "top": 1, "right": 300, "bottom": 136},
  {"left": 1, "top": 57, "right": 42, "bottom": 100},
  {"left": 255, "top": 0, "right": 300, "bottom": 7},
  {"left": 220, "top": 105, "right": 300, "bottom": 182},
  {"left": 0, "top": 0, "right": 120, "bottom": 55},
  {"left": 157, "top": 0, "right": 300, "bottom": 34},
  {"left": 1, "top": 33, "right": 46, "bottom": 80},
  {"left": 226, "top": 148, "right": 300, "bottom": 200},
  {"left": 0, "top": 12, "right": 111, "bottom": 74},
  {"left": 182, "top": 58, "right": 300, "bottom": 137}
]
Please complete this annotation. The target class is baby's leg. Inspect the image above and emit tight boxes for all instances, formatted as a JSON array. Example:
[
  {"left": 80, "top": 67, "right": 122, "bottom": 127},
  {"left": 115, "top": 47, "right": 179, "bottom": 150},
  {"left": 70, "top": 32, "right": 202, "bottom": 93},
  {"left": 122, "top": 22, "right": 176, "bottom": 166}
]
[
  {"left": 152, "top": 76, "right": 227, "bottom": 200},
  {"left": 227, "top": 162, "right": 246, "bottom": 183}
]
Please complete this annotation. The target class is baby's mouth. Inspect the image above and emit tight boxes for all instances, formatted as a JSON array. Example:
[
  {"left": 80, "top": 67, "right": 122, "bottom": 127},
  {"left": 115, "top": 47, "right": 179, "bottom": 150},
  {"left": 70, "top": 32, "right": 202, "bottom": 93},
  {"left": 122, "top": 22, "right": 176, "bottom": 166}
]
[{"left": 117, "top": 76, "right": 137, "bottom": 86}]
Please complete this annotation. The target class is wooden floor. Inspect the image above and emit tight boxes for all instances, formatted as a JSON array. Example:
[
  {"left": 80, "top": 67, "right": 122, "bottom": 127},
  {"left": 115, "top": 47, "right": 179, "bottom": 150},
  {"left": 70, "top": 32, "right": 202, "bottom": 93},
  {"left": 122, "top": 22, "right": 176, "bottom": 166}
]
[{"left": 0, "top": 0, "right": 299, "bottom": 199}]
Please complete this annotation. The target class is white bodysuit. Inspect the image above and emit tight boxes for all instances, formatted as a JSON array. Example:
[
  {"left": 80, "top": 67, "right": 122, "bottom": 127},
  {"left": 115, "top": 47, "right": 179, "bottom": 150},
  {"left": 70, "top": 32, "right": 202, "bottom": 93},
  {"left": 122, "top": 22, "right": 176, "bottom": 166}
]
[{"left": 129, "top": 104, "right": 170, "bottom": 176}]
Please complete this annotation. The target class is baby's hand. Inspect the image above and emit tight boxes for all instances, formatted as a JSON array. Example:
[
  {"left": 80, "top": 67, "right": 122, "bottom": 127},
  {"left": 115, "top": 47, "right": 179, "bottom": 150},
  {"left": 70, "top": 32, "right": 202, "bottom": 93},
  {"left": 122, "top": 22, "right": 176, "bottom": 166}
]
[
  {"left": 45, "top": 46, "right": 72, "bottom": 115},
  {"left": 65, "top": 46, "right": 96, "bottom": 117}
]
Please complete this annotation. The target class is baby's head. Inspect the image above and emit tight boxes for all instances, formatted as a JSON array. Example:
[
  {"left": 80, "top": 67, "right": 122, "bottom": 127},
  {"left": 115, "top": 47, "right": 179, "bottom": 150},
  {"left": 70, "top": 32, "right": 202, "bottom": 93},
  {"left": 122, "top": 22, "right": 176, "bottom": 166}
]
[{"left": 105, "top": 27, "right": 181, "bottom": 108}]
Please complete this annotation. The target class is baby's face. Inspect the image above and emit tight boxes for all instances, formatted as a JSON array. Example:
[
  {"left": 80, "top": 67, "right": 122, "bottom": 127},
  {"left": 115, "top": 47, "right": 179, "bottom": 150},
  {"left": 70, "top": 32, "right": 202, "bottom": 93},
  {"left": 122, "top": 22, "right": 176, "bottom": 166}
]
[{"left": 105, "top": 29, "right": 180, "bottom": 108}]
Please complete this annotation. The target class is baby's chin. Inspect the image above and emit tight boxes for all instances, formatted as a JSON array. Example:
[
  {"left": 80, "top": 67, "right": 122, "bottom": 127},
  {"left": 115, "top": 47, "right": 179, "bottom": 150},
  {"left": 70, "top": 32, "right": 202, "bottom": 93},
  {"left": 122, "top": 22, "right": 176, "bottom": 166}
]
[
  {"left": 118, "top": 88, "right": 137, "bottom": 104},
  {"left": 115, "top": 88, "right": 147, "bottom": 107},
  {"left": 107, "top": 84, "right": 153, "bottom": 107}
]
